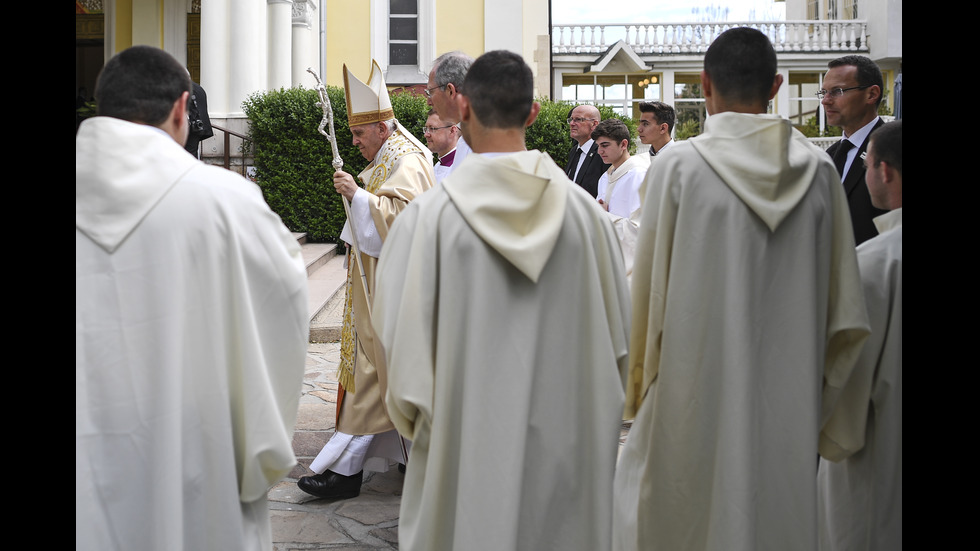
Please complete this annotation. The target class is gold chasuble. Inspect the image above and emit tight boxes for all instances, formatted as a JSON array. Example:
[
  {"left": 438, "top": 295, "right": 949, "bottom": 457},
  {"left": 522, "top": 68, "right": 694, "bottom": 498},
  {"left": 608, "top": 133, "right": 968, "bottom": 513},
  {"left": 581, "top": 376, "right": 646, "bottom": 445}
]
[
  {"left": 335, "top": 59, "right": 434, "bottom": 435},
  {"left": 337, "top": 129, "right": 434, "bottom": 434}
]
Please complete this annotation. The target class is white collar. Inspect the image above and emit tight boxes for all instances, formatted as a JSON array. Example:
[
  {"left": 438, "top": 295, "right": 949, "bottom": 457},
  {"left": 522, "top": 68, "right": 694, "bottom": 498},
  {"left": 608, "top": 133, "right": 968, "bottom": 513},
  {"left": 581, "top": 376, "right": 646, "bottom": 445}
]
[{"left": 843, "top": 116, "right": 881, "bottom": 147}]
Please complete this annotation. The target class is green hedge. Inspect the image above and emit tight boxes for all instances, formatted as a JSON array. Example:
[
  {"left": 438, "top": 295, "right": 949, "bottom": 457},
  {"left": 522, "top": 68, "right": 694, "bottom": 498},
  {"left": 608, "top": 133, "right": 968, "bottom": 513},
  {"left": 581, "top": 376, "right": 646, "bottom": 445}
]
[
  {"left": 243, "top": 87, "right": 636, "bottom": 243},
  {"left": 528, "top": 100, "right": 638, "bottom": 162}
]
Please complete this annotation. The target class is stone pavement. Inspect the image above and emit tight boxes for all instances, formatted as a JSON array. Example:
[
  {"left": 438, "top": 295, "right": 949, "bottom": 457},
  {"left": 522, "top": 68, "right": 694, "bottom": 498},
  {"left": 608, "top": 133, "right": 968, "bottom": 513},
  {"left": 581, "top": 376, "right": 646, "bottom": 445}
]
[
  {"left": 270, "top": 339, "right": 634, "bottom": 550},
  {"left": 270, "top": 341, "right": 402, "bottom": 550}
]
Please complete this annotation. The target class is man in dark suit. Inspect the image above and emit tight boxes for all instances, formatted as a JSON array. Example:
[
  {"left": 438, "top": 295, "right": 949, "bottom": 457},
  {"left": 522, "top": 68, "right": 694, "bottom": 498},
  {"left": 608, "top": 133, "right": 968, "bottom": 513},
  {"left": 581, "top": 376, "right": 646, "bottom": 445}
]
[
  {"left": 184, "top": 81, "right": 214, "bottom": 159},
  {"left": 564, "top": 104, "right": 609, "bottom": 197},
  {"left": 821, "top": 55, "right": 887, "bottom": 245}
]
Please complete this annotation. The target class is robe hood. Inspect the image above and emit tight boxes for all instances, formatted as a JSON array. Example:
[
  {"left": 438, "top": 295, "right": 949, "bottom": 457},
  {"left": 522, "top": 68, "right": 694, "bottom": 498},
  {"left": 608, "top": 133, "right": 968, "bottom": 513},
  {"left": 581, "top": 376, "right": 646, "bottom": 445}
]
[
  {"left": 442, "top": 151, "right": 568, "bottom": 283},
  {"left": 606, "top": 152, "right": 650, "bottom": 184},
  {"left": 690, "top": 112, "right": 820, "bottom": 232},
  {"left": 76, "top": 117, "right": 199, "bottom": 253}
]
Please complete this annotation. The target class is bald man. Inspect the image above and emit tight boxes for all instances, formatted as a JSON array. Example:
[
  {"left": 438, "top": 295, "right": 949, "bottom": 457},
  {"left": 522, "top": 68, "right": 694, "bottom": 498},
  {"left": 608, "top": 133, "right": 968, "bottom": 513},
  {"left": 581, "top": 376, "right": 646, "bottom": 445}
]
[{"left": 563, "top": 104, "right": 610, "bottom": 197}]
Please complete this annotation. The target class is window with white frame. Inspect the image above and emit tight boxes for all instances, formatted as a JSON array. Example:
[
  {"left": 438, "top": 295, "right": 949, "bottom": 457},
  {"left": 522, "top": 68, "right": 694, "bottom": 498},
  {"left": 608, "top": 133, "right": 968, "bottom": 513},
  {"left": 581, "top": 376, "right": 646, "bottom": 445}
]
[
  {"left": 674, "top": 73, "right": 706, "bottom": 139},
  {"left": 788, "top": 71, "right": 824, "bottom": 133},
  {"left": 373, "top": 0, "right": 433, "bottom": 84},
  {"left": 389, "top": 0, "right": 418, "bottom": 66},
  {"left": 560, "top": 73, "right": 662, "bottom": 118}
]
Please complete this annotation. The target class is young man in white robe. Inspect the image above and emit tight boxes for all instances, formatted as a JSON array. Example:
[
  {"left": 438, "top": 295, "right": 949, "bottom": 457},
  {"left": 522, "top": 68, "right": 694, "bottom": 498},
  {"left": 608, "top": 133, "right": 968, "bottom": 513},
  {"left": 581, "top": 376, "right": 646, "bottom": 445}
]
[
  {"left": 593, "top": 118, "right": 649, "bottom": 280},
  {"left": 76, "top": 45, "right": 309, "bottom": 551},
  {"left": 594, "top": 118, "right": 649, "bottom": 220},
  {"left": 296, "top": 60, "right": 435, "bottom": 500},
  {"left": 373, "top": 50, "right": 631, "bottom": 551},
  {"left": 635, "top": 101, "right": 675, "bottom": 158},
  {"left": 818, "top": 120, "right": 902, "bottom": 551},
  {"left": 614, "top": 28, "right": 871, "bottom": 551}
]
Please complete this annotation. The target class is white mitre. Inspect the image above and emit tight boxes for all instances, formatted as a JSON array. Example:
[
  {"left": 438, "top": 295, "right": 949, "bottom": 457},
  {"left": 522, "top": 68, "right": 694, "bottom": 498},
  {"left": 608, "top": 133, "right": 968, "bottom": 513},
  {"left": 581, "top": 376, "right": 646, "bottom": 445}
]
[
  {"left": 343, "top": 59, "right": 395, "bottom": 127},
  {"left": 342, "top": 59, "right": 430, "bottom": 159}
]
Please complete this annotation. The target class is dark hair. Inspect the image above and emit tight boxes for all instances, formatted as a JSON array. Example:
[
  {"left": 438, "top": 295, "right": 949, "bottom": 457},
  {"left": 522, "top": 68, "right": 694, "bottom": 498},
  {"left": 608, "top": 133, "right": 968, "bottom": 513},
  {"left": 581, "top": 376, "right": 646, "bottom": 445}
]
[
  {"left": 703, "top": 27, "right": 777, "bottom": 106},
  {"left": 868, "top": 120, "right": 902, "bottom": 175},
  {"left": 591, "top": 118, "right": 630, "bottom": 143},
  {"left": 638, "top": 101, "right": 676, "bottom": 132},
  {"left": 95, "top": 45, "right": 192, "bottom": 125},
  {"left": 433, "top": 51, "right": 474, "bottom": 88},
  {"left": 828, "top": 55, "right": 884, "bottom": 107},
  {"left": 461, "top": 50, "right": 533, "bottom": 129}
]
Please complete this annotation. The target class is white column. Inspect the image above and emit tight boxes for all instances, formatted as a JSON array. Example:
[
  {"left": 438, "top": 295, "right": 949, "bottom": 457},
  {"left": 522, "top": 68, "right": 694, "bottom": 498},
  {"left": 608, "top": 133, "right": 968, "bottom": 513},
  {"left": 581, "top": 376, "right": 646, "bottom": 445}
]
[
  {"left": 228, "top": 0, "right": 267, "bottom": 117},
  {"left": 201, "top": 0, "right": 231, "bottom": 116},
  {"left": 662, "top": 71, "right": 676, "bottom": 105},
  {"left": 291, "top": 0, "right": 318, "bottom": 87},
  {"left": 164, "top": 1, "right": 188, "bottom": 66},
  {"left": 774, "top": 68, "right": 790, "bottom": 119},
  {"left": 268, "top": 0, "right": 293, "bottom": 91}
]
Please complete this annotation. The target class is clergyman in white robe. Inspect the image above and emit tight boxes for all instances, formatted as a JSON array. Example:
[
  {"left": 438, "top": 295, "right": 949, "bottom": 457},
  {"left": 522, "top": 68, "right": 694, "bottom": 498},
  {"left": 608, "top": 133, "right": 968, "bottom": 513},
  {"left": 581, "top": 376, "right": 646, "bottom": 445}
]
[
  {"left": 614, "top": 112, "right": 870, "bottom": 551},
  {"left": 373, "top": 150, "right": 631, "bottom": 551},
  {"left": 818, "top": 208, "right": 903, "bottom": 550},
  {"left": 76, "top": 116, "right": 309, "bottom": 551}
]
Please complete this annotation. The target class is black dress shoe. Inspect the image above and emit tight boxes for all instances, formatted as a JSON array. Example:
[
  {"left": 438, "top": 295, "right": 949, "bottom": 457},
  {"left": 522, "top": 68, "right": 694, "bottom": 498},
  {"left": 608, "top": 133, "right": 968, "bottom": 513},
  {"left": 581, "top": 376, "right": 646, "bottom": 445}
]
[{"left": 296, "top": 469, "right": 363, "bottom": 499}]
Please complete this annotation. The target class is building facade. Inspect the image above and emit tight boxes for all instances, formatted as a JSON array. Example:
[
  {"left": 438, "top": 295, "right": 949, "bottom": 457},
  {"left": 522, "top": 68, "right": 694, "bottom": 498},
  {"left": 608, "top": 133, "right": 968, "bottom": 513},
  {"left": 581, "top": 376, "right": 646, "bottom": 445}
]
[
  {"left": 77, "top": 0, "right": 901, "bottom": 148},
  {"left": 550, "top": 0, "right": 902, "bottom": 143},
  {"left": 76, "top": 0, "right": 551, "bottom": 156}
]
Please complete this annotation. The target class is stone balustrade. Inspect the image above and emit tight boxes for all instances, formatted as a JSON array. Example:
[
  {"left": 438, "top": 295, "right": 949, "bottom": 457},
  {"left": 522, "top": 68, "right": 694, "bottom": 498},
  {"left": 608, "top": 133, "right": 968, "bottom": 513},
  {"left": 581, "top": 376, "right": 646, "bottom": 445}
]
[{"left": 552, "top": 20, "right": 869, "bottom": 55}]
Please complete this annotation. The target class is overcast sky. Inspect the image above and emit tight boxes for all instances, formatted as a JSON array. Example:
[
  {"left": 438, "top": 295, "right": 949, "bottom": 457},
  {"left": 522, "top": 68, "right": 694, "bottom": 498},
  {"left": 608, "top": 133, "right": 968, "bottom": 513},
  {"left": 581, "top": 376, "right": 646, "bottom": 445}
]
[{"left": 550, "top": 0, "right": 786, "bottom": 25}]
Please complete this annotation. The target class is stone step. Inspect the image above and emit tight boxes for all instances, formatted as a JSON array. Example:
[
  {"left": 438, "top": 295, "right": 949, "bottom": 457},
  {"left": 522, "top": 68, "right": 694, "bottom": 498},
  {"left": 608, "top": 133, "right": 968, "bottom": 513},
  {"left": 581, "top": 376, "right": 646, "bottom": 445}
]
[{"left": 296, "top": 233, "right": 347, "bottom": 343}]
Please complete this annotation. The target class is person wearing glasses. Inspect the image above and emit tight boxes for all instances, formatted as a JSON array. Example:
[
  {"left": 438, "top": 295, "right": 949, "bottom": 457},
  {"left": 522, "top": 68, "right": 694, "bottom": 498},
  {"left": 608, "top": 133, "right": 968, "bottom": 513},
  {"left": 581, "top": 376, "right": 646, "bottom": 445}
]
[
  {"left": 821, "top": 55, "right": 888, "bottom": 245},
  {"left": 422, "top": 109, "right": 461, "bottom": 184},
  {"left": 635, "top": 101, "right": 675, "bottom": 157},
  {"left": 426, "top": 51, "right": 474, "bottom": 176},
  {"left": 564, "top": 104, "right": 610, "bottom": 198}
]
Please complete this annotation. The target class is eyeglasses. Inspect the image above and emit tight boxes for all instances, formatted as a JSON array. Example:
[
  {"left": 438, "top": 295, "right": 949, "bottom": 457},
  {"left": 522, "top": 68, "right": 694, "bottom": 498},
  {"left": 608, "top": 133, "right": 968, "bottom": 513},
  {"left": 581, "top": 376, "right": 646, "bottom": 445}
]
[
  {"left": 567, "top": 117, "right": 596, "bottom": 124},
  {"left": 816, "top": 85, "right": 872, "bottom": 99},
  {"left": 861, "top": 155, "right": 881, "bottom": 170},
  {"left": 423, "top": 84, "right": 446, "bottom": 98},
  {"left": 423, "top": 125, "right": 454, "bottom": 133}
]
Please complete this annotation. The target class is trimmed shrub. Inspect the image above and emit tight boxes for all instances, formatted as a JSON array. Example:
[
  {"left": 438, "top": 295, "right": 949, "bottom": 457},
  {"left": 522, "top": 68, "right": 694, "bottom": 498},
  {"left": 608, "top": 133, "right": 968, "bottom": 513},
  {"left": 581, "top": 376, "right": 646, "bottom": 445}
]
[
  {"left": 243, "top": 89, "right": 637, "bottom": 242},
  {"left": 243, "top": 86, "right": 431, "bottom": 244},
  {"left": 527, "top": 100, "right": 638, "bottom": 165}
]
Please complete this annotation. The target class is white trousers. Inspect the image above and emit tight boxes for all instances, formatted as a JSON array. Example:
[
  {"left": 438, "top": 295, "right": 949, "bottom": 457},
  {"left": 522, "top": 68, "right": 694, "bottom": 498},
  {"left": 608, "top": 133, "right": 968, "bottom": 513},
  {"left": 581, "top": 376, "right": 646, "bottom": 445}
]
[{"left": 309, "top": 429, "right": 410, "bottom": 476}]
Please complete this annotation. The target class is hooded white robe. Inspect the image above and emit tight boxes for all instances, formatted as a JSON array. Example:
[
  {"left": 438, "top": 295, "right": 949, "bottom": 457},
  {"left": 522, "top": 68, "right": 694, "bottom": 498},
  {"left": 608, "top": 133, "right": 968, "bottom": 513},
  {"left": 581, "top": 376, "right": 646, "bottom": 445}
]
[
  {"left": 596, "top": 154, "right": 650, "bottom": 283},
  {"left": 614, "top": 113, "right": 871, "bottom": 551},
  {"left": 596, "top": 153, "right": 650, "bottom": 219},
  {"left": 818, "top": 209, "right": 903, "bottom": 551},
  {"left": 76, "top": 117, "right": 308, "bottom": 551},
  {"left": 373, "top": 151, "right": 631, "bottom": 551}
]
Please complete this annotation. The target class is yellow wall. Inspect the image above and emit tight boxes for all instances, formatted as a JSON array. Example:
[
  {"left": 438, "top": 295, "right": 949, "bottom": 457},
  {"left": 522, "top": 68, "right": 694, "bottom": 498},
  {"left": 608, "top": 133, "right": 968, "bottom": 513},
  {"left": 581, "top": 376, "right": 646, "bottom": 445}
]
[
  {"left": 322, "top": 0, "right": 488, "bottom": 86},
  {"left": 435, "top": 0, "right": 485, "bottom": 60},
  {"left": 324, "top": 2, "right": 372, "bottom": 87},
  {"left": 113, "top": 0, "right": 133, "bottom": 51},
  {"left": 111, "top": 0, "right": 168, "bottom": 52}
]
